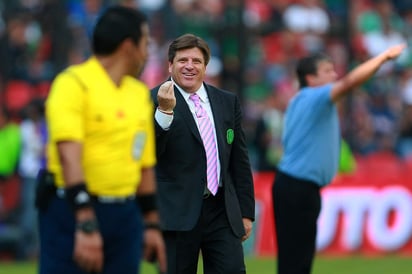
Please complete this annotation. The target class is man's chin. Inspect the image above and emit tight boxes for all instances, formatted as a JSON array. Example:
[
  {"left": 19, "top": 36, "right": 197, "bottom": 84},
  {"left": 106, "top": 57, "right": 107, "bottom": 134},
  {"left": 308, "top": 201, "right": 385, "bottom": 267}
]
[{"left": 181, "top": 80, "right": 201, "bottom": 92}]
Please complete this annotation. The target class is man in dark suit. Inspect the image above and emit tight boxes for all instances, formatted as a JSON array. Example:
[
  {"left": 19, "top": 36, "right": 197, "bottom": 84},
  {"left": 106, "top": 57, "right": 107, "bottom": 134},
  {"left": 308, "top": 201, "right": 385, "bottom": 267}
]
[{"left": 150, "top": 34, "right": 255, "bottom": 274}]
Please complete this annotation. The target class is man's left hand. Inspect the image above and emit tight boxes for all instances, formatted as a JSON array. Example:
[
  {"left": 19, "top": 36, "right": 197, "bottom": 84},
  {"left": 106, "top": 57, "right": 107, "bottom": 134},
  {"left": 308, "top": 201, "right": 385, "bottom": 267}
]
[
  {"left": 242, "top": 218, "right": 253, "bottom": 242},
  {"left": 143, "top": 227, "right": 167, "bottom": 273}
]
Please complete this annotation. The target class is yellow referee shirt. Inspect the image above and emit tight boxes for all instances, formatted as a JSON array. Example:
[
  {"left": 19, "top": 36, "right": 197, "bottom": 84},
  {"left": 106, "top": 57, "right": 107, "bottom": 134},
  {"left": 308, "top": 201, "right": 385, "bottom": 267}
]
[{"left": 46, "top": 57, "right": 156, "bottom": 196}]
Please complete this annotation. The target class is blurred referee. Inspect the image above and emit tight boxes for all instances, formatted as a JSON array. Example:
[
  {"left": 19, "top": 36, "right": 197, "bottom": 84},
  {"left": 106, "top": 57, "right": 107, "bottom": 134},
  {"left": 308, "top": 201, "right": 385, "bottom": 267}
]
[{"left": 37, "top": 6, "right": 166, "bottom": 274}]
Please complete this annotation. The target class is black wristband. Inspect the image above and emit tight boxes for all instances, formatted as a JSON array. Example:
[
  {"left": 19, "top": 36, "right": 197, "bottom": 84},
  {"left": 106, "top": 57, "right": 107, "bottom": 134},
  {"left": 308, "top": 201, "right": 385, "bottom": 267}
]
[
  {"left": 65, "top": 183, "right": 93, "bottom": 212},
  {"left": 136, "top": 193, "right": 157, "bottom": 214},
  {"left": 76, "top": 219, "right": 99, "bottom": 234},
  {"left": 145, "top": 222, "right": 161, "bottom": 230}
]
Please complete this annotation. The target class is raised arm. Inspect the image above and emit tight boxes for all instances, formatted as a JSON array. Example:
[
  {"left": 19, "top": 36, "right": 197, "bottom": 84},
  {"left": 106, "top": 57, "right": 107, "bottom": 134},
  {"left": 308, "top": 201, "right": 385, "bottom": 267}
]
[{"left": 331, "top": 44, "right": 406, "bottom": 102}]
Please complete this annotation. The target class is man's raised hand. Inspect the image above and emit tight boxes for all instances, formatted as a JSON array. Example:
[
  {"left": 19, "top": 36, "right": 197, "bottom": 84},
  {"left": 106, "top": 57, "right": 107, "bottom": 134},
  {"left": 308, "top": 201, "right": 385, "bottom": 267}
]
[
  {"left": 386, "top": 44, "right": 407, "bottom": 60},
  {"left": 157, "top": 81, "right": 175, "bottom": 113}
]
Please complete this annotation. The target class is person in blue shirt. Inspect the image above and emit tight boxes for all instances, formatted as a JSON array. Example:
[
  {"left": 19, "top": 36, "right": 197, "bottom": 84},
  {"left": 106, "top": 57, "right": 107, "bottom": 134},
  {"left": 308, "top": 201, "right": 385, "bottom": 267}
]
[{"left": 272, "top": 43, "right": 405, "bottom": 274}]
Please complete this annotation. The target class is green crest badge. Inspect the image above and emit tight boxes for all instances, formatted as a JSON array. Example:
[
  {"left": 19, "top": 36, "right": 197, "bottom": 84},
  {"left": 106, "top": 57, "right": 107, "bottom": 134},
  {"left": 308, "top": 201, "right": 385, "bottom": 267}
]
[{"left": 226, "top": 129, "right": 234, "bottom": 144}]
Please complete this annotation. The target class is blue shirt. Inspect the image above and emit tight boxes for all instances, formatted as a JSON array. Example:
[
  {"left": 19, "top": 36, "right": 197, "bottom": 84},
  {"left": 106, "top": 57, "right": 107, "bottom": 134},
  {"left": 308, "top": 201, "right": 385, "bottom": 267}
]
[{"left": 278, "top": 84, "right": 340, "bottom": 186}]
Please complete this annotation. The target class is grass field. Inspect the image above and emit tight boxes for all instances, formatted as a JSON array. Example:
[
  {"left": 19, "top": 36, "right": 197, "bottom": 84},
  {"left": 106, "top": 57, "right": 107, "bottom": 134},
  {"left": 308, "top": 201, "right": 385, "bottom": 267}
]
[{"left": 1, "top": 255, "right": 411, "bottom": 274}]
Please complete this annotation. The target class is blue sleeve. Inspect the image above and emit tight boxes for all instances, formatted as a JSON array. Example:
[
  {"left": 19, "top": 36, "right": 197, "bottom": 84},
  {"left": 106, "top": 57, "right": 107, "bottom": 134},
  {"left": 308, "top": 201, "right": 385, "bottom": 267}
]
[{"left": 310, "top": 84, "right": 334, "bottom": 106}]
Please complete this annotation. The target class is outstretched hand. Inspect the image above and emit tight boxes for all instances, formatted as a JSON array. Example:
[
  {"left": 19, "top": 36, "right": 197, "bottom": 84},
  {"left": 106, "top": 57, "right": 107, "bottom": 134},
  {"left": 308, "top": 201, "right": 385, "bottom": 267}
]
[
  {"left": 157, "top": 81, "right": 175, "bottom": 113},
  {"left": 143, "top": 227, "right": 167, "bottom": 273},
  {"left": 386, "top": 44, "right": 407, "bottom": 60}
]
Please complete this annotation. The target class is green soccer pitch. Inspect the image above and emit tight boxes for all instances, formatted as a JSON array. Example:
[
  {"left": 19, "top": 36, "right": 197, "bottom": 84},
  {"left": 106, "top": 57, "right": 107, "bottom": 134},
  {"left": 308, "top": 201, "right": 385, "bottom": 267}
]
[{"left": 1, "top": 255, "right": 412, "bottom": 274}]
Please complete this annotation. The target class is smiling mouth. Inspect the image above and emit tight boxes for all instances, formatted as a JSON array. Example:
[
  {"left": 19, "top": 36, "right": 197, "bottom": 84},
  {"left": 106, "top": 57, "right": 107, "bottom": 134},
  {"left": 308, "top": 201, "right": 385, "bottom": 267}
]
[{"left": 183, "top": 73, "right": 196, "bottom": 79}]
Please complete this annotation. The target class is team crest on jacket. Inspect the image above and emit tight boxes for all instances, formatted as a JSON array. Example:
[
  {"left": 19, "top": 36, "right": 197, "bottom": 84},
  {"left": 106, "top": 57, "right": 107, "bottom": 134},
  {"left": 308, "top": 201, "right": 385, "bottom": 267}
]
[{"left": 226, "top": 129, "right": 234, "bottom": 144}]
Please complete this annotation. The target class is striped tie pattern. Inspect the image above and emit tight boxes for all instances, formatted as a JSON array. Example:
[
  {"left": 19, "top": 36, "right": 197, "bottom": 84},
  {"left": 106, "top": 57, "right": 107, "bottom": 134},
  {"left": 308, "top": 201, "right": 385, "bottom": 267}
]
[{"left": 189, "top": 93, "right": 219, "bottom": 195}]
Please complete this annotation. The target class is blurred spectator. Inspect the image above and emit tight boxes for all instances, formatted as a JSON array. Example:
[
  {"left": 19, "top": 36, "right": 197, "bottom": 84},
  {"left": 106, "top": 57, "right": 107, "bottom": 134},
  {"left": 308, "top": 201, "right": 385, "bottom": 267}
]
[
  {"left": 0, "top": 4, "right": 5, "bottom": 36},
  {"left": 404, "top": 9, "right": 412, "bottom": 44},
  {"left": 35, "top": 1, "right": 73, "bottom": 77},
  {"left": 0, "top": 104, "right": 21, "bottom": 245},
  {"left": 252, "top": 90, "right": 289, "bottom": 172},
  {"left": 0, "top": 105, "right": 21, "bottom": 182},
  {"left": 172, "top": 0, "right": 222, "bottom": 57},
  {"left": 393, "top": 0, "right": 412, "bottom": 14},
  {"left": 218, "top": 0, "right": 246, "bottom": 94},
  {"left": 396, "top": 68, "right": 412, "bottom": 159},
  {"left": 138, "top": 6, "right": 170, "bottom": 88},
  {"left": 337, "top": 100, "right": 357, "bottom": 174},
  {"left": 0, "top": 9, "right": 32, "bottom": 85},
  {"left": 282, "top": 0, "right": 331, "bottom": 53},
  {"left": 16, "top": 98, "right": 47, "bottom": 260},
  {"left": 346, "top": 92, "right": 380, "bottom": 155},
  {"left": 368, "top": 89, "right": 400, "bottom": 152},
  {"left": 339, "top": 139, "right": 357, "bottom": 173},
  {"left": 396, "top": 102, "right": 412, "bottom": 159},
  {"left": 323, "top": 0, "right": 349, "bottom": 35},
  {"left": 244, "top": 0, "right": 286, "bottom": 36},
  {"left": 0, "top": 3, "right": 62, "bottom": 101},
  {"left": 3, "top": 80, "right": 36, "bottom": 122},
  {"left": 205, "top": 55, "right": 223, "bottom": 87},
  {"left": 0, "top": 104, "right": 21, "bottom": 255},
  {"left": 117, "top": 0, "right": 138, "bottom": 8},
  {"left": 66, "top": 0, "right": 106, "bottom": 61},
  {"left": 356, "top": 0, "right": 404, "bottom": 34},
  {"left": 132, "top": 0, "right": 166, "bottom": 14},
  {"left": 362, "top": 19, "right": 409, "bottom": 74}
]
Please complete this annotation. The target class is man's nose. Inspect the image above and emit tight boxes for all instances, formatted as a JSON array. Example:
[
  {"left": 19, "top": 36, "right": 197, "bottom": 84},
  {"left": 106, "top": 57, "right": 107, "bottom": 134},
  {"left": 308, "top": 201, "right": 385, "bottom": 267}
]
[{"left": 185, "top": 60, "right": 194, "bottom": 69}]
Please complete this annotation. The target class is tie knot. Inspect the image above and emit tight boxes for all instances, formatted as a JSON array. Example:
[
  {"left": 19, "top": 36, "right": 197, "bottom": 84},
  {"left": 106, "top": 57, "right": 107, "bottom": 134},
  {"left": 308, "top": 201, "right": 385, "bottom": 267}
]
[{"left": 189, "top": 93, "right": 201, "bottom": 106}]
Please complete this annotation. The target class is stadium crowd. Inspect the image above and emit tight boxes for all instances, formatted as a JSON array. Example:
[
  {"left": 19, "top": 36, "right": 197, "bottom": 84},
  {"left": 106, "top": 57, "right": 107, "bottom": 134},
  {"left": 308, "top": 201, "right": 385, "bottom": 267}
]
[{"left": 1, "top": 0, "right": 412, "bottom": 260}]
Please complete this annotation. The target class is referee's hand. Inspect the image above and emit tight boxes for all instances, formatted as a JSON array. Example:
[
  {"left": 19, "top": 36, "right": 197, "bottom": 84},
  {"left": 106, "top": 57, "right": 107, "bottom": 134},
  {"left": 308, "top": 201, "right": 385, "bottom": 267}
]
[
  {"left": 143, "top": 227, "right": 167, "bottom": 273},
  {"left": 73, "top": 230, "right": 104, "bottom": 273}
]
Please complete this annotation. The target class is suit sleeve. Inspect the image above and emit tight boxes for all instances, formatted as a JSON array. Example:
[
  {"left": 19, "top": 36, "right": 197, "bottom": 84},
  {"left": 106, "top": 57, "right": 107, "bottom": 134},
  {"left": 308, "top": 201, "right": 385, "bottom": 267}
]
[
  {"left": 230, "top": 95, "right": 255, "bottom": 221},
  {"left": 150, "top": 86, "right": 172, "bottom": 157}
]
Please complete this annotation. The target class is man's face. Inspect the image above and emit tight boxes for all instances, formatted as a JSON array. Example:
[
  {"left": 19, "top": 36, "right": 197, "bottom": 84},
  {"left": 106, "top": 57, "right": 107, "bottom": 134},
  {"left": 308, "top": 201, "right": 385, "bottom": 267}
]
[
  {"left": 311, "top": 60, "right": 338, "bottom": 86},
  {"left": 169, "top": 47, "right": 206, "bottom": 93},
  {"left": 132, "top": 23, "right": 150, "bottom": 77}
]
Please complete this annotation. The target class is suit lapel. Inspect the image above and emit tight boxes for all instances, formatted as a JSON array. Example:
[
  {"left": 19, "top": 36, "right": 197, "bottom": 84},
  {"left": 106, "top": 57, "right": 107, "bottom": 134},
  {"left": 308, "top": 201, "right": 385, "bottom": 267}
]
[
  {"left": 206, "top": 85, "right": 225, "bottom": 159},
  {"left": 174, "top": 84, "right": 226, "bottom": 156}
]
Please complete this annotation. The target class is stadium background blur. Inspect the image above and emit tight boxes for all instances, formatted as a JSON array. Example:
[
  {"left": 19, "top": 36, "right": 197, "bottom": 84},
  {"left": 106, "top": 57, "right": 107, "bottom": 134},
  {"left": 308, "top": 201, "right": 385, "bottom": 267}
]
[{"left": 1, "top": 0, "right": 412, "bottom": 263}]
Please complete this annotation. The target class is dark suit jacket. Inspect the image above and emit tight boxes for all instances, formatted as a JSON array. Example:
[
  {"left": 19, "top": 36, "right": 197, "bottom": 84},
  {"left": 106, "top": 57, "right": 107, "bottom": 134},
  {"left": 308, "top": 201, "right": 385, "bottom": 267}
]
[{"left": 151, "top": 82, "right": 255, "bottom": 237}]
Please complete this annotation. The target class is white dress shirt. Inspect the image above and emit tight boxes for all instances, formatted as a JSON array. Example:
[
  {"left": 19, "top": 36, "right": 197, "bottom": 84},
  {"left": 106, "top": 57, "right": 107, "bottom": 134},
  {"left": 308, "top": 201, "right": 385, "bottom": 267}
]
[{"left": 155, "top": 79, "right": 221, "bottom": 185}]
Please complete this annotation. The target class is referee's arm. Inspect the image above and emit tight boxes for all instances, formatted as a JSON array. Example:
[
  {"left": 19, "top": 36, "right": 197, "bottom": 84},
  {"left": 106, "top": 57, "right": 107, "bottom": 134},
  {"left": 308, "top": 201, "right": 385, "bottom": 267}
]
[
  {"left": 57, "top": 141, "right": 103, "bottom": 273},
  {"left": 138, "top": 167, "right": 167, "bottom": 273}
]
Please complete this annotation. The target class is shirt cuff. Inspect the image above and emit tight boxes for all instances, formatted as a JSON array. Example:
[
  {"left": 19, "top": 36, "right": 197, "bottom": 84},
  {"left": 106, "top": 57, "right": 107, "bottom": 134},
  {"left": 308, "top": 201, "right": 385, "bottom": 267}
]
[{"left": 155, "top": 108, "right": 173, "bottom": 130}]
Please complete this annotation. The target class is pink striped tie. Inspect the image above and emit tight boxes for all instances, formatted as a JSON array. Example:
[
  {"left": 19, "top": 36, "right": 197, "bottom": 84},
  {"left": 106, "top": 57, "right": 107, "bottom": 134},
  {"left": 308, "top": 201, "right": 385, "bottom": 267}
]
[{"left": 190, "top": 93, "right": 219, "bottom": 195}]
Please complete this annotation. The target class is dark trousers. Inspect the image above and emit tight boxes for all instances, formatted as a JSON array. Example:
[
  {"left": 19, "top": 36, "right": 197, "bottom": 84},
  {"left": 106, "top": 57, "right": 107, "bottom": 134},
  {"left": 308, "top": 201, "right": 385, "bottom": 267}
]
[
  {"left": 163, "top": 189, "right": 246, "bottom": 274},
  {"left": 38, "top": 195, "right": 143, "bottom": 274},
  {"left": 272, "top": 171, "right": 321, "bottom": 274},
  {"left": 17, "top": 176, "right": 38, "bottom": 259}
]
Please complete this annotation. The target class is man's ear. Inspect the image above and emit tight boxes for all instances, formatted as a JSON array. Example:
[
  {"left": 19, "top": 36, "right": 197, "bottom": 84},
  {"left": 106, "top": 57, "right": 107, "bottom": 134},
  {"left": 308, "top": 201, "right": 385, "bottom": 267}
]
[
  {"left": 306, "top": 74, "right": 316, "bottom": 86},
  {"left": 168, "top": 61, "right": 173, "bottom": 74},
  {"left": 120, "top": 38, "right": 135, "bottom": 55}
]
